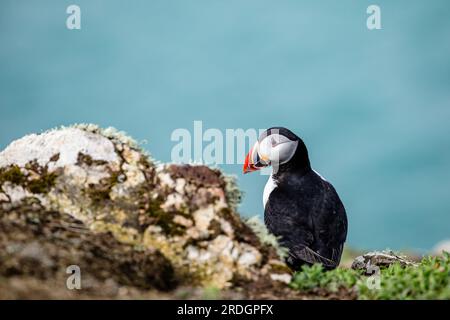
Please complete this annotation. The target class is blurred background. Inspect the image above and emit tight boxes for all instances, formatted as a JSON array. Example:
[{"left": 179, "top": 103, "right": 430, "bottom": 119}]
[{"left": 1, "top": 0, "right": 449, "bottom": 253}]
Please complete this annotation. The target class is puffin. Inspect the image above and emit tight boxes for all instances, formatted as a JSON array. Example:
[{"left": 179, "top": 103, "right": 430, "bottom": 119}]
[{"left": 243, "top": 127, "right": 348, "bottom": 270}]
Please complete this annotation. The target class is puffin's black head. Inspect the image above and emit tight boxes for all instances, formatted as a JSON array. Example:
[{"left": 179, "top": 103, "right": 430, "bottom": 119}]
[{"left": 243, "top": 127, "right": 310, "bottom": 174}]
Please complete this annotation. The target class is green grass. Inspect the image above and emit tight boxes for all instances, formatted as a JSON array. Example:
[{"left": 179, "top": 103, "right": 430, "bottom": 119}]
[{"left": 290, "top": 252, "right": 450, "bottom": 299}]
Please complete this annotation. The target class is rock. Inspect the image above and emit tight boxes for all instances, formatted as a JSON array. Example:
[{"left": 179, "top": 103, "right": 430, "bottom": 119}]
[
  {"left": 432, "top": 240, "right": 450, "bottom": 255},
  {"left": 0, "top": 203, "right": 176, "bottom": 296},
  {"left": 351, "top": 250, "right": 418, "bottom": 273},
  {"left": 0, "top": 124, "right": 287, "bottom": 290},
  {"left": 270, "top": 273, "right": 292, "bottom": 284}
]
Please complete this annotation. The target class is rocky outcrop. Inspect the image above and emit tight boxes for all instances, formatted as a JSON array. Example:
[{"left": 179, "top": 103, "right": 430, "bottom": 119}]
[
  {"left": 351, "top": 250, "right": 418, "bottom": 273},
  {"left": 432, "top": 240, "right": 450, "bottom": 255},
  {"left": 0, "top": 124, "right": 289, "bottom": 292}
]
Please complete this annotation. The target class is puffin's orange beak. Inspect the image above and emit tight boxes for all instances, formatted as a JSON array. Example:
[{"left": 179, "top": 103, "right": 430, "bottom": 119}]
[
  {"left": 243, "top": 147, "right": 258, "bottom": 174},
  {"left": 243, "top": 144, "right": 268, "bottom": 174}
]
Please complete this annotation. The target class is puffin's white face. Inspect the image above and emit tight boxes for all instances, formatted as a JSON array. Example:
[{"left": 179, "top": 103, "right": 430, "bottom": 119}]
[{"left": 243, "top": 132, "right": 298, "bottom": 173}]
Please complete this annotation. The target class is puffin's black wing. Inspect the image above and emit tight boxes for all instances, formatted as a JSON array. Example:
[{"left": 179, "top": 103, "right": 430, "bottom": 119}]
[
  {"left": 313, "top": 178, "right": 348, "bottom": 268},
  {"left": 265, "top": 172, "right": 347, "bottom": 270}
]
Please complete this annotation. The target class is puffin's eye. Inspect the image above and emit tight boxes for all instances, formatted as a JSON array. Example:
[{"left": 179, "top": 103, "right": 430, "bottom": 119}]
[
  {"left": 270, "top": 137, "right": 278, "bottom": 147},
  {"left": 256, "top": 153, "right": 270, "bottom": 166},
  {"left": 254, "top": 153, "right": 265, "bottom": 167},
  {"left": 252, "top": 147, "right": 264, "bottom": 167}
]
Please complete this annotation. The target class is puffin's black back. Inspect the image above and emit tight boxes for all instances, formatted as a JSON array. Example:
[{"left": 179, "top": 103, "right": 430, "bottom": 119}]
[{"left": 264, "top": 130, "right": 348, "bottom": 270}]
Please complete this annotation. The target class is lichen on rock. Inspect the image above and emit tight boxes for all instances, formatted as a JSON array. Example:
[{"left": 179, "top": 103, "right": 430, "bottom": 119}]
[{"left": 0, "top": 124, "right": 288, "bottom": 290}]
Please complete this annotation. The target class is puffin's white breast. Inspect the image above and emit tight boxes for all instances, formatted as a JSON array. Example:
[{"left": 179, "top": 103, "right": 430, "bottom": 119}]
[
  {"left": 263, "top": 170, "right": 326, "bottom": 208},
  {"left": 263, "top": 174, "right": 277, "bottom": 208}
]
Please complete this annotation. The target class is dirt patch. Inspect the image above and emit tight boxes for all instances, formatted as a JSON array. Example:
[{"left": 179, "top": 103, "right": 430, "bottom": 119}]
[
  {"left": 167, "top": 165, "right": 224, "bottom": 187},
  {"left": 0, "top": 204, "right": 177, "bottom": 294}
]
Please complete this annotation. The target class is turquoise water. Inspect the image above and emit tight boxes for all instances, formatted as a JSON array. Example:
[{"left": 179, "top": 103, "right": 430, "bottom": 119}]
[{"left": 1, "top": 0, "right": 449, "bottom": 251}]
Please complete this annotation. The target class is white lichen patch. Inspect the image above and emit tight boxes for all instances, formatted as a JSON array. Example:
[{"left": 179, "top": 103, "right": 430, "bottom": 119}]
[
  {"left": 71, "top": 123, "right": 142, "bottom": 152},
  {"left": 157, "top": 171, "right": 176, "bottom": 189},
  {"left": 2, "top": 183, "right": 32, "bottom": 204},
  {"left": 0, "top": 128, "right": 120, "bottom": 169},
  {"left": 270, "top": 273, "right": 292, "bottom": 284},
  {"left": 160, "top": 193, "right": 186, "bottom": 212},
  {"left": 219, "top": 218, "right": 234, "bottom": 237},
  {"left": 237, "top": 243, "right": 262, "bottom": 267},
  {"left": 173, "top": 215, "right": 193, "bottom": 228},
  {"left": 84, "top": 166, "right": 112, "bottom": 185},
  {"left": 193, "top": 206, "right": 215, "bottom": 237},
  {"left": 174, "top": 178, "right": 186, "bottom": 195},
  {"left": 121, "top": 163, "right": 146, "bottom": 187},
  {"left": 0, "top": 193, "right": 8, "bottom": 202}
]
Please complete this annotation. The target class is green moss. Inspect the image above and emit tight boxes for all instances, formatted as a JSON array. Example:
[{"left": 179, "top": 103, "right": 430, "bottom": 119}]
[
  {"left": 208, "top": 219, "right": 222, "bottom": 238},
  {"left": 358, "top": 253, "right": 450, "bottom": 299},
  {"left": 87, "top": 171, "right": 119, "bottom": 204},
  {"left": 0, "top": 164, "right": 57, "bottom": 194},
  {"left": 87, "top": 189, "right": 110, "bottom": 204},
  {"left": 290, "top": 252, "right": 450, "bottom": 299},
  {"left": 154, "top": 211, "right": 186, "bottom": 236},
  {"left": 145, "top": 198, "right": 186, "bottom": 236},
  {"left": 77, "top": 153, "right": 108, "bottom": 166},
  {"left": 27, "top": 172, "right": 57, "bottom": 194},
  {"left": 0, "top": 165, "right": 26, "bottom": 185},
  {"left": 290, "top": 264, "right": 361, "bottom": 293},
  {"left": 269, "top": 262, "right": 292, "bottom": 274},
  {"left": 201, "top": 286, "right": 221, "bottom": 300}
]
